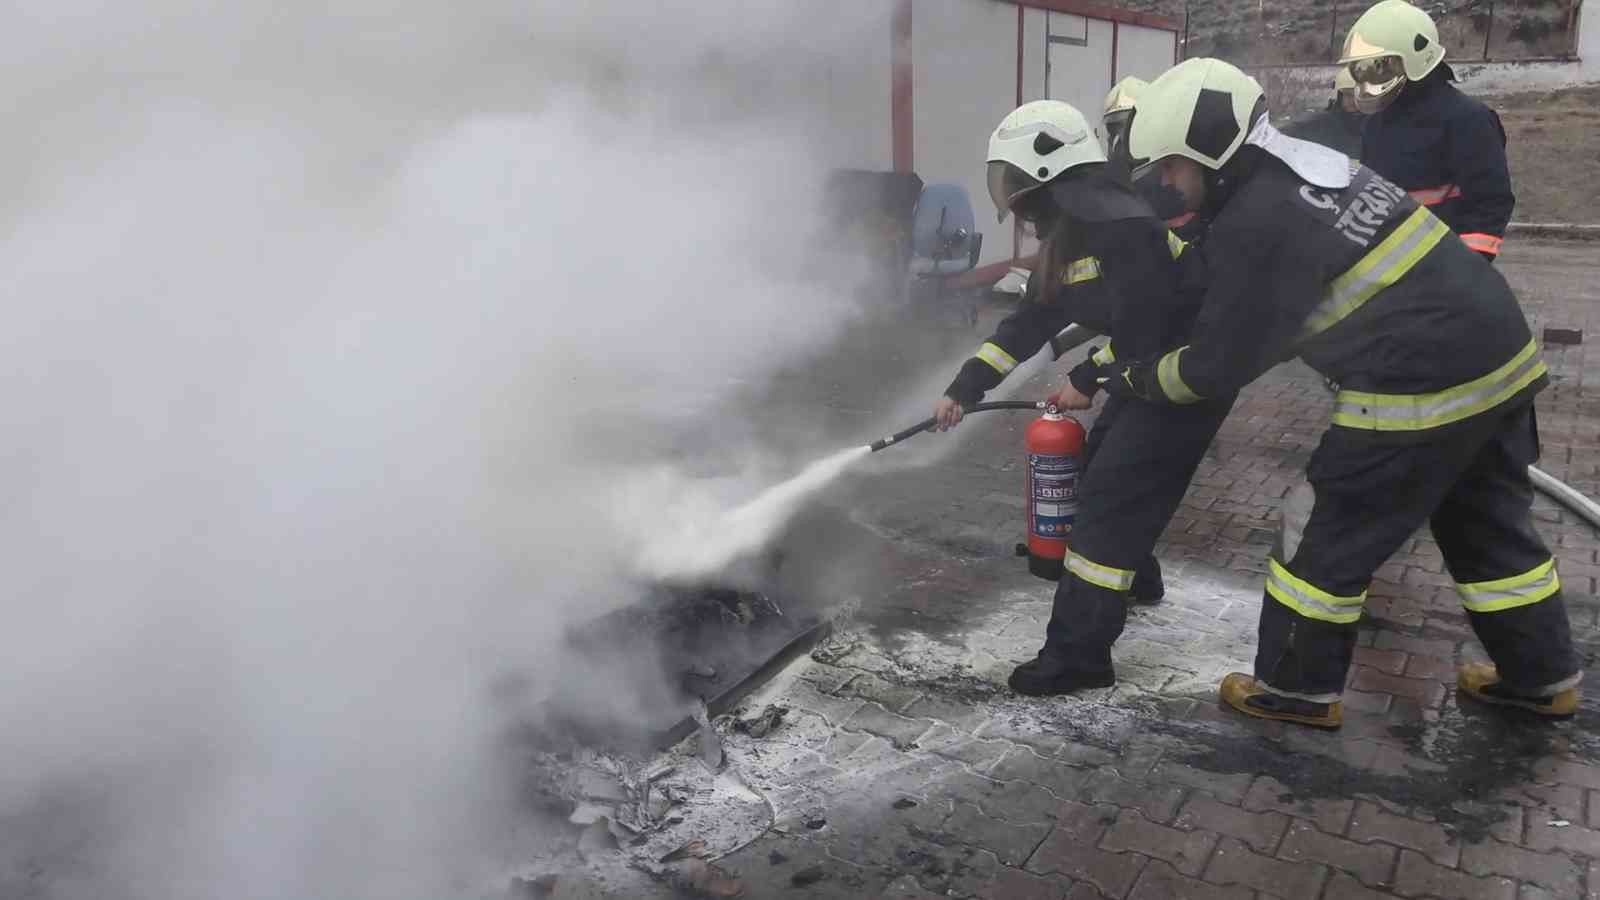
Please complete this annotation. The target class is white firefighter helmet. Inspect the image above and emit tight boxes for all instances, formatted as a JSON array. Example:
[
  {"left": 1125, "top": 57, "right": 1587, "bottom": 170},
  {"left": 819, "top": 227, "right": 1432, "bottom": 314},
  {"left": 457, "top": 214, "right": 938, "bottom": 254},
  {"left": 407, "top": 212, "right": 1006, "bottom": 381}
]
[
  {"left": 1103, "top": 76, "right": 1147, "bottom": 119},
  {"left": 1339, "top": 0, "right": 1445, "bottom": 113},
  {"left": 1126, "top": 58, "right": 1265, "bottom": 176},
  {"left": 985, "top": 100, "right": 1105, "bottom": 223}
]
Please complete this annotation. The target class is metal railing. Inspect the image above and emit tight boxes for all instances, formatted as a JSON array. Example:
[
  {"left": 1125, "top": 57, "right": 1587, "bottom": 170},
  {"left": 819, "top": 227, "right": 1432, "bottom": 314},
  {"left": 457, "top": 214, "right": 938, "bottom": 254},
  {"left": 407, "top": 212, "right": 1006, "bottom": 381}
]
[{"left": 1169, "top": 0, "right": 1582, "bottom": 66}]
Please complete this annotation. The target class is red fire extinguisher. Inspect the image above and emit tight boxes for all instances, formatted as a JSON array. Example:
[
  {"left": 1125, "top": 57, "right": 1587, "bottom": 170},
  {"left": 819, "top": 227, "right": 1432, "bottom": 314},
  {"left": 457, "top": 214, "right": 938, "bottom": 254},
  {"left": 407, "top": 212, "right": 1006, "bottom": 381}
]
[{"left": 1025, "top": 407, "right": 1086, "bottom": 581}]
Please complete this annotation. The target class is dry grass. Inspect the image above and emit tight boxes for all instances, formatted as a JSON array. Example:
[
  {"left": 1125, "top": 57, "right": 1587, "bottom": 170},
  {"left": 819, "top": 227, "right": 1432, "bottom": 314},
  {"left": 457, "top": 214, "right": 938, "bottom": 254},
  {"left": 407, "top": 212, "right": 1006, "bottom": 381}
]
[{"left": 1490, "top": 85, "right": 1600, "bottom": 224}]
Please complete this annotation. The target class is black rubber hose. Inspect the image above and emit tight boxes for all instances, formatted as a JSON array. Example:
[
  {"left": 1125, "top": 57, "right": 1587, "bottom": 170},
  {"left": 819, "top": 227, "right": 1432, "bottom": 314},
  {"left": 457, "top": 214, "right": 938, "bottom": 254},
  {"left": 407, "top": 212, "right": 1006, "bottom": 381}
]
[{"left": 868, "top": 400, "right": 1046, "bottom": 452}]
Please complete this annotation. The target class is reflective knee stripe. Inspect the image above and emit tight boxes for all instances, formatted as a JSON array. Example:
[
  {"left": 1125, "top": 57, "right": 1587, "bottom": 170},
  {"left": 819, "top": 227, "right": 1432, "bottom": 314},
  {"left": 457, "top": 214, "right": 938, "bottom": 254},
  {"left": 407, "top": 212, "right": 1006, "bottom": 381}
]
[
  {"left": 1063, "top": 256, "right": 1101, "bottom": 285},
  {"left": 975, "top": 342, "right": 1019, "bottom": 375},
  {"left": 1408, "top": 184, "right": 1461, "bottom": 206},
  {"left": 1302, "top": 206, "right": 1451, "bottom": 339},
  {"left": 1156, "top": 347, "right": 1203, "bottom": 404},
  {"left": 1091, "top": 342, "right": 1116, "bottom": 366},
  {"left": 1457, "top": 559, "right": 1560, "bottom": 613},
  {"left": 1266, "top": 559, "right": 1367, "bottom": 624},
  {"left": 1331, "top": 338, "right": 1547, "bottom": 432},
  {"left": 1166, "top": 230, "right": 1188, "bottom": 257},
  {"left": 1068, "top": 554, "right": 1135, "bottom": 592},
  {"left": 1461, "top": 233, "right": 1504, "bottom": 256}
]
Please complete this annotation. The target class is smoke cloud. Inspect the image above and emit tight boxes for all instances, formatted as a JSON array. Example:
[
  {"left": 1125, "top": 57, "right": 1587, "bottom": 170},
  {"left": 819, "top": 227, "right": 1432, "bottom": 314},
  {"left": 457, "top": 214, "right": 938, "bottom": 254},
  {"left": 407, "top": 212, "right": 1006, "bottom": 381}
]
[{"left": 0, "top": 3, "right": 898, "bottom": 898}]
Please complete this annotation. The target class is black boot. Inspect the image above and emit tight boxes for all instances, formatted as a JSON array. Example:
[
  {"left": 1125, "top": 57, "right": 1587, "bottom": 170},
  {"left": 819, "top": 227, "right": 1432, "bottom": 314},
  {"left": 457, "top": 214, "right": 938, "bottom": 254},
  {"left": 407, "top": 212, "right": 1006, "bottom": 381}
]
[
  {"left": 1129, "top": 556, "right": 1164, "bottom": 606},
  {"left": 1008, "top": 651, "right": 1115, "bottom": 696}
]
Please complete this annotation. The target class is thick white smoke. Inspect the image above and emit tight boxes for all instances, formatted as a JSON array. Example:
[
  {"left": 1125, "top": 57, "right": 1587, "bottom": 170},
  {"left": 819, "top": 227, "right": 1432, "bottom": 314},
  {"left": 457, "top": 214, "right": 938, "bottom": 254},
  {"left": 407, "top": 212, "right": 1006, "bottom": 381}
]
[{"left": 0, "top": 3, "right": 894, "bottom": 898}]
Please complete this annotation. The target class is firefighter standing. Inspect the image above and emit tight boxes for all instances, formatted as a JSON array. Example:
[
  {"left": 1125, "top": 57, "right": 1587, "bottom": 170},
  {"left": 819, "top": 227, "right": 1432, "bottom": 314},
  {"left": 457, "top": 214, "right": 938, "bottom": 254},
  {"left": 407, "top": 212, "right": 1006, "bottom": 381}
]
[
  {"left": 1103, "top": 58, "right": 1578, "bottom": 728},
  {"left": 1341, "top": 0, "right": 1513, "bottom": 261},
  {"left": 1283, "top": 68, "right": 1364, "bottom": 158},
  {"left": 935, "top": 100, "right": 1235, "bottom": 696},
  {"left": 1103, "top": 76, "right": 1204, "bottom": 241}
]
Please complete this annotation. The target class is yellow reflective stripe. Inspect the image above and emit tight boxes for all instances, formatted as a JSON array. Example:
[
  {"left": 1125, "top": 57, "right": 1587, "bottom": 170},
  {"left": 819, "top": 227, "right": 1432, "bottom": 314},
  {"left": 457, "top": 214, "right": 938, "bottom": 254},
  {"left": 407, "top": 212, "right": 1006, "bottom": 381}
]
[
  {"left": 1067, "top": 554, "right": 1135, "bottom": 591},
  {"left": 1332, "top": 338, "right": 1547, "bottom": 431},
  {"left": 1064, "top": 256, "right": 1101, "bottom": 285},
  {"left": 1302, "top": 206, "right": 1450, "bottom": 339},
  {"left": 1266, "top": 559, "right": 1366, "bottom": 624},
  {"left": 1092, "top": 342, "right": 1116, "bottom": 366},
  {"left": 1167, "top": 231, "right": 1187, "bottom": 258},
  {"left": 1457, "top": 559, "right": 1561, "bottom": 613},
  {"left": 1156, "top": 347, "right": 1203, "bottom": 404},
  {"left": 975, "top": 342, "right": 1019, "bottom": 375}
]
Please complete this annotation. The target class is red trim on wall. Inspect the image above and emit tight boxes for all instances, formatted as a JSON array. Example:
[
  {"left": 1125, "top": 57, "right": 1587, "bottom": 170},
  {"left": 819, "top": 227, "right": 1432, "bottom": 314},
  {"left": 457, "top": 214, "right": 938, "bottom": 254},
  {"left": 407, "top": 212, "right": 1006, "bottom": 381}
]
[
  {"left": 891, "top": 0, "right": 914, "bottom": 173},
  {"left": 1004, "top": 0, "right": 1178, "bottom": 33},
  {"left": 1110, "top": 20, "right": 1120, "bottom": 81},
  {"left": 1014, "top": 4, "right": 1024, "bottom": 259}
]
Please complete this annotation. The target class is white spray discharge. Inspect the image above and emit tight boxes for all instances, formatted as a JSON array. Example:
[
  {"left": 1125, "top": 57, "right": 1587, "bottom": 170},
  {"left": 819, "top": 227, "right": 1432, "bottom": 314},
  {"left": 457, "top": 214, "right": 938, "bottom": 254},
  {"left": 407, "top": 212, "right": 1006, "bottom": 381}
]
[
  {"left": 0, "top": 2, "right": 897, "bottom": 899},
  {"left": 634, "top": 445, "right": 871, "bottom": 583}
]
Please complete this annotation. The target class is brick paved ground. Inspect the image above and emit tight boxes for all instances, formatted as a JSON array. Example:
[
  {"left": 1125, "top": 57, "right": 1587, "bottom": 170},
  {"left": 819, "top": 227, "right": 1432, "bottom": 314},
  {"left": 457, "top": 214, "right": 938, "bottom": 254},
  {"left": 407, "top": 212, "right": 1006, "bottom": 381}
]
[{"left": 545, "top": 239, "right": 1600, "bottom": 899}]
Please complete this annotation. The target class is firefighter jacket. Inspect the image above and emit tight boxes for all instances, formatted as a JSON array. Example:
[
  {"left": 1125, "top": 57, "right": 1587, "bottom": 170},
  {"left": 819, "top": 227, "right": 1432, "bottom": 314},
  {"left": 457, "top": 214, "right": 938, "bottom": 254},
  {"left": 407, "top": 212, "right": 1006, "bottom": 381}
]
[
  {"left": 1360, "top": 70, "right": 1513, "bottom": 259},
  {"left": 1283, "top": 101, "right": 1364, "bottom": 160},
  {"left": 1100, "top": 153, "right": 1546, "bottom": 444},
  {"left": 945, "top": 172, "right": 1205, "bottom": 407}
]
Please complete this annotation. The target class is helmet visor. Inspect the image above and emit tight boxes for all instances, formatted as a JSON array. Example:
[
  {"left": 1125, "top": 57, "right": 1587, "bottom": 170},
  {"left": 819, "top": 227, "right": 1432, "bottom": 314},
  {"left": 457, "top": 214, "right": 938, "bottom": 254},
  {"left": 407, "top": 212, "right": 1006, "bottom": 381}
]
[
  {"left": 1348, "top": 57, "right": 1404, "bottom": 113},
  {"left": 986, "top": 160, "right": 1045, "bottom": 223}
]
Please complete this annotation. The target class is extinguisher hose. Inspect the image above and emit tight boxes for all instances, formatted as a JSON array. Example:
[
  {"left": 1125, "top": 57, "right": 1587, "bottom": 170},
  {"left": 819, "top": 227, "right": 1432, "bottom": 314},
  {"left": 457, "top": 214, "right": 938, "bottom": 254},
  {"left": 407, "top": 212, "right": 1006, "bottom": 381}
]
[{"left": 868, "top": 400, "right": 1050, "bottom": 453}]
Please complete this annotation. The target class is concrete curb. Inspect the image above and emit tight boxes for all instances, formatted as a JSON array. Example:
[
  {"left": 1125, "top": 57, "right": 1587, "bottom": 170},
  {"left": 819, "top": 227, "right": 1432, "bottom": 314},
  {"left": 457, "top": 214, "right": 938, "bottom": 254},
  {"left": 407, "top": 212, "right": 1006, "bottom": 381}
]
[{"left": 1507, "top": 222, "right": 1600, "bottom": 240}]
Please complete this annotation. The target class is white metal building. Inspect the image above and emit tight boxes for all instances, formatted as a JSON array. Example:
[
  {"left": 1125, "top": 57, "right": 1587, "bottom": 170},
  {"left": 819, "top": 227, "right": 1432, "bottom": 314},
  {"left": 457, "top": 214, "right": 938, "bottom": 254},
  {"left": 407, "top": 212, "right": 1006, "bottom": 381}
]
[{"left": 815, "top": 1, "right": 1180, "bottom": 277}]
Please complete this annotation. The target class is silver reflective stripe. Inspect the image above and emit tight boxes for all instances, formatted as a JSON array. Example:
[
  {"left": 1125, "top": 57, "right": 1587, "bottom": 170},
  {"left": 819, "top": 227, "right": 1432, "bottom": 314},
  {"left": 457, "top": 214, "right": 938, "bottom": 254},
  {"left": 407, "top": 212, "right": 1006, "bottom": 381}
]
[
  {"left": 1064, "top": 256, "right": 1101, "bottom": 284},
  {"left": 1302, "top": 207, "right": 1449, "bottom": 339},
  {"left": 975, "top": 342, "right": 1019, "bottom": 375},
  {"left": 1157, "top": 348, "right": 1202, "bottom": 404},
  {"left": 1092, "top": 343, "right": 1116, "bottom": 366},
  {"left": 1067, "top": 554, "right": 1135, "bottom": 591},
  {"left": 1332, "top": 339, "right": 1546, "bottom": 432},
  {"left": 1265, "top": 560, "right": 1365, "bottom": 624},
  {"left": 1457, "top": 559, "right": 1561, "bottom": 613}
]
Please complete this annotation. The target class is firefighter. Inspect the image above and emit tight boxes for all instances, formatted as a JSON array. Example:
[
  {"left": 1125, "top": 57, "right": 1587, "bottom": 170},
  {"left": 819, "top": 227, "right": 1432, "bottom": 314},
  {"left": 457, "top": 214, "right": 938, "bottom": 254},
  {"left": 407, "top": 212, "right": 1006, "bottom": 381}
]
[
  {"left": 1099, "top": 57, "right": 1579, "bottom": 728},
  {"left": 1341, "top": 0, "right": 1513, "bottom": 261},
  {"left": 1103, "top": 76, "right": 1203, "bottom": 241},
  {"left": 1283, "top": 68, "right": 1363, "bottom": 158},
  {"left": 934, "top": 100, "right": 1235, "bottom": 696}
]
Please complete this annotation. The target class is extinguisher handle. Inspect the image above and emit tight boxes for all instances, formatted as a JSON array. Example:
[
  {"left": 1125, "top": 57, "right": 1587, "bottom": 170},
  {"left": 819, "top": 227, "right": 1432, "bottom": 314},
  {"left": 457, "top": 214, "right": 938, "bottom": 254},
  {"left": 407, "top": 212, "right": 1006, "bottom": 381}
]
[{"left": 866, "top": 401, "right": 1049, "bottom": 452}]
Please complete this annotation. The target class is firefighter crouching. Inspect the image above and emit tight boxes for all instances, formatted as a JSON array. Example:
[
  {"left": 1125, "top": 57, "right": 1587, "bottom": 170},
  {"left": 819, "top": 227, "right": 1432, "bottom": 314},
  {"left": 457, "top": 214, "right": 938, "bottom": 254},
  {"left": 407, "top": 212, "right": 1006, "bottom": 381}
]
[
  {"left": 1103, "top": 76, "right": 1204, "bottom": 242},
  {"left": 1341, "top": 0, "right": 1513, "bottom": 261},
  {"left": 934, "top": 100, "right": 1234, "bottom": 696},
  {"left": 1098, "top": 57, "right": 1579, "bottom": 728}
]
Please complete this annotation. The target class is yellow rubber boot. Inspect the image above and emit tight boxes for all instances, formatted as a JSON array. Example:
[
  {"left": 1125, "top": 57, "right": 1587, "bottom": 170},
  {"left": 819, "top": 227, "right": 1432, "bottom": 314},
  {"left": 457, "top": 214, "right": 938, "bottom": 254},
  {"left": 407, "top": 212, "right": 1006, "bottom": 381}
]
[
  {"left": 1219, "top": 672, "right": 1343, "bottom": 730},
  {"left": 1457, "top": 662, "right": 1579, "bottom": 717}
]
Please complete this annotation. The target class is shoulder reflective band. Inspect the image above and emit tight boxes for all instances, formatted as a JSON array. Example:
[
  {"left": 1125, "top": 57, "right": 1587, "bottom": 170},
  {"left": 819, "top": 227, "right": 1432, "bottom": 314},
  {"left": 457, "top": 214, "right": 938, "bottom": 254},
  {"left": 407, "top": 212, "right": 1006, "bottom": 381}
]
[
  {"left": 1156, "top": 347, "right": 1203, "bottom": 404},
  {"left": 975, "top": 342, "right": 1019, "bottom": 375},
  {"left": 1408, "top": 184, "right": 1462, "bottom": 206},
  {"left": 1091, "top": 342, "right": 1116, "bottom": 366},
  {"left": 1266, "top": 559, "right": 1366, "bottom": 624},
  {"left": 1302, "top": 206, "right": 1450, "bottom": 339},
  {"left": 1063, "top": 256, "right": 1102, "bottom": 285},
  {"left": 1067, "top": 553, "right": 1135, "bottom": 591},
  {"left": 1332, "top": 337, "right": 1547, "bottom": 432},
  {"left": 1166, "top": 230, "right": 1187, "bottom": 258},
  {"left": 1456, "top": 558, "right": 1560, "bottom": 613},
  {"left": 1461, "top": 233, "right": 1504, "bottom": 256}
]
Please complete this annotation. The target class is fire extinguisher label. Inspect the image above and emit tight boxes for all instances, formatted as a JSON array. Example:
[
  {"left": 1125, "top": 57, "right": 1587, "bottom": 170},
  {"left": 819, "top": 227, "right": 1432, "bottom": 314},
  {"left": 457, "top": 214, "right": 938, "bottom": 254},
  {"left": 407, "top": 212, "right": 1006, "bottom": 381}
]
[{"left": 1028, "top": 453, "right": 1080, "bottom": 538}]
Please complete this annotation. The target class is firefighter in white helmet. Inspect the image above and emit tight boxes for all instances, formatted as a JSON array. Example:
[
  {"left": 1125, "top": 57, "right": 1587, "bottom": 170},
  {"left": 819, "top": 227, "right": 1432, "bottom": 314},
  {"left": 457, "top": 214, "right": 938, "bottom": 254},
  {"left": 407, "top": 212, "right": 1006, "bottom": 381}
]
[
  {"left": 1103, "top": 57, "right": 1577, "bottom": 729},
  {"left": 1101, "top": 76, "right": 1203, "bottom": 240},
  {"left": 935, "top": 99, "right": 1234, "bottom": 696},
  {"left": 1341, "top": 0, "right": 1513, "bottom": 260},
  {"left": 1283, "top": 68, "right": 1363, "bottom": 158}
]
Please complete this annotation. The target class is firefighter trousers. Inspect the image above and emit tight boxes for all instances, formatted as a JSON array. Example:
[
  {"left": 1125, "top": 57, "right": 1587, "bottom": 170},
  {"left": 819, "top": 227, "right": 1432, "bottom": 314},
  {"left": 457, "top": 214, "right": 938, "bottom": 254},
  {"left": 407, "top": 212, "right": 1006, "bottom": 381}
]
[
  {"left": 1256, "top": 401, "right": 1581, "bottom": 701},
  {"left": 1043, "top": 393, "right": 1236, "bottom": 664}
]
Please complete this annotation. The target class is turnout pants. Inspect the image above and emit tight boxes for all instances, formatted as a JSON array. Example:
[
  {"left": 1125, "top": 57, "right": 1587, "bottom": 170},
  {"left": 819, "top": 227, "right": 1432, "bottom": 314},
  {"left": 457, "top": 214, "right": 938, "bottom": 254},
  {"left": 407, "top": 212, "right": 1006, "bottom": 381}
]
[
  {"left": 1043, "top": 393, "right": 1236, "bottom": 664},
  {"left": 1257, "top": 401, "right": 1581, "bottom": 701}
]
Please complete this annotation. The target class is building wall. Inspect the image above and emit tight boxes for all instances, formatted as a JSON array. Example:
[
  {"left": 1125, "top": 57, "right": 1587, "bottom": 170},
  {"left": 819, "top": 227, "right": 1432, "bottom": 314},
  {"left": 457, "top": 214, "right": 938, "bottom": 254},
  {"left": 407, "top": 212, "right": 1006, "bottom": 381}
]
[{"left": 912, "top": 0, "right": 1026, "bottom": 266}]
